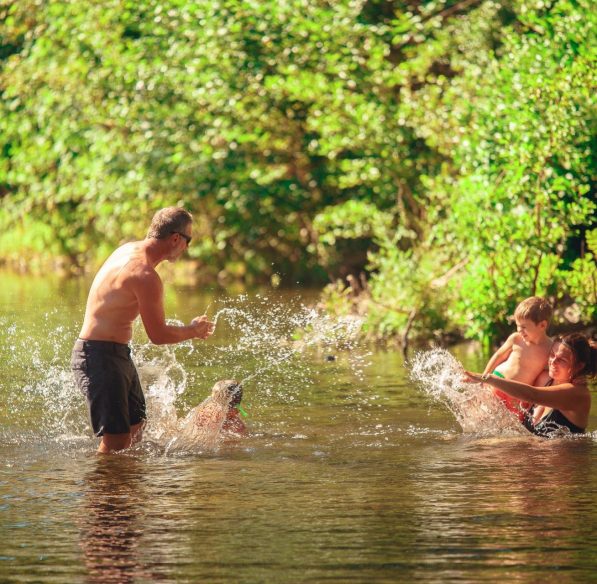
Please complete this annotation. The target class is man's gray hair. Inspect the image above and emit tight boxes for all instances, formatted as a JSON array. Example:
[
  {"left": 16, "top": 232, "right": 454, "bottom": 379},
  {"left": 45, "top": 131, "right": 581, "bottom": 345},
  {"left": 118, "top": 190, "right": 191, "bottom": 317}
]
[{"left": 147, "top": 207, "right": 192, "bottom": 240}]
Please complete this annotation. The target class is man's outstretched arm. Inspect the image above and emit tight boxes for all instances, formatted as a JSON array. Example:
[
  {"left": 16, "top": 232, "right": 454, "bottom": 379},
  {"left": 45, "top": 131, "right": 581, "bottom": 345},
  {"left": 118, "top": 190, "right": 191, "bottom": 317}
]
[{"left": 135, "top": 271, "right": 213, "bottom": 344}]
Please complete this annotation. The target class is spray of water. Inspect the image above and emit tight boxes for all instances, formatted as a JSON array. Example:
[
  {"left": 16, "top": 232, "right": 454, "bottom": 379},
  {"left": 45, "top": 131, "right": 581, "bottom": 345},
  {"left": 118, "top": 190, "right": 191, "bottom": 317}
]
[
  {"left": 409, "top": 348, "right": 524, "bottom": 435},
  {"left": 133, "top": 347, "right": 235, "bottom": 454},
  {"left": 3, "top": 297, "right": 363, "bottom": 452},
  {"left": 1, "top": 316, "right": 89, "bottom": 448},
  {"left": 240, "top": 310, "right": 363, "bottom": 384},
  {"left": 133, "top": 300, "right": 366, "bottom": 452},
  {"left": 197, "top": 297, "right": 367, "bottom": 400}
]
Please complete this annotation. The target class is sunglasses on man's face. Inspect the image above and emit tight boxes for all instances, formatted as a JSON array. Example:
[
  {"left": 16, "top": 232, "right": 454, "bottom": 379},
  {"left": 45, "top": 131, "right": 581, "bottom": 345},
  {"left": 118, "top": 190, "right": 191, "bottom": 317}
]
[{"left": 172, "top": 231, "right": 192, "bottom": 245}]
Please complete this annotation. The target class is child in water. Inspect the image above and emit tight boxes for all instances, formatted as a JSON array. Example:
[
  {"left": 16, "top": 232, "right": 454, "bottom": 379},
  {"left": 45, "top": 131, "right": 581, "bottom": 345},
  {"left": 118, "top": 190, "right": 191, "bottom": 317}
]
[
  {"left": 220, "top": 380, "right": 247, "bottom": 435},
  {"left": 482, "top": 296, "right": 553, "bottom": 419},
  {"left": 180, "top": 380, "right": 246, "bottom": 448}
]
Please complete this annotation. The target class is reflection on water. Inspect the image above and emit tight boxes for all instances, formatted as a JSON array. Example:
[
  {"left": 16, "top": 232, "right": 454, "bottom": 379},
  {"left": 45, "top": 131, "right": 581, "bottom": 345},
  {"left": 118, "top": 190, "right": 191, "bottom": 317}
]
[
  {"left": 79, "top": 456, "right": 150, "bottom": 584},
  {"left": 409, "top": 436, "right": 597, "bottom": 582},
  {"left": 1, "top": 274, "right": 597, "bottom": 582}
]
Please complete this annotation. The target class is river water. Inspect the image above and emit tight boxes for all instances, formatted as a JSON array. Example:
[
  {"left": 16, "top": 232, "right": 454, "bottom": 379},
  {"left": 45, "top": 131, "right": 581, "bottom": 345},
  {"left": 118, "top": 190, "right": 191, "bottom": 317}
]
[{"left": 1, "top": 272, "right": 596, "bottom": 583}]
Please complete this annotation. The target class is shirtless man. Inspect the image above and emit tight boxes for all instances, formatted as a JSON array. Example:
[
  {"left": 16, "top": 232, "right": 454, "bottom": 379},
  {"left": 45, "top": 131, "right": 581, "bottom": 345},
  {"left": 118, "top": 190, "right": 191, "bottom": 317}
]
[
  {"left": 71, "top": 207, "right": 214, "bottom": 453},
  {"left": 482, "top": 296, "right": 553, "bottom": 418}
]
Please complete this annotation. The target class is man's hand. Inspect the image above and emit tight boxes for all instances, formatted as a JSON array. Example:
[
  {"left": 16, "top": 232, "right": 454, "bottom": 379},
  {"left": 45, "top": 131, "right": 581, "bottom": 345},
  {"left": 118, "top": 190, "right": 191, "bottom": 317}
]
[{"left": 191, "top": 315, "right": 215, "bottom": 339}]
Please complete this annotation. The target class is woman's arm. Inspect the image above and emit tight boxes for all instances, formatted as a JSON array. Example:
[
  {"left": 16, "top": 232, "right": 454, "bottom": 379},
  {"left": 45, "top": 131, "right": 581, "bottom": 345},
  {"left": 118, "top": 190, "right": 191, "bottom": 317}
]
[{"left": 465, "top": 371, "right": 589, "bottom": 411}]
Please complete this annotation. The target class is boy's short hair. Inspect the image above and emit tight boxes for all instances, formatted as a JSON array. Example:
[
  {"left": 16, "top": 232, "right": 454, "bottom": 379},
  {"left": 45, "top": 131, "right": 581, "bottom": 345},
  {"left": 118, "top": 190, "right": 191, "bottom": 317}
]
[{"left": 514, "top": 296, "right": 553, "bottom": 324}]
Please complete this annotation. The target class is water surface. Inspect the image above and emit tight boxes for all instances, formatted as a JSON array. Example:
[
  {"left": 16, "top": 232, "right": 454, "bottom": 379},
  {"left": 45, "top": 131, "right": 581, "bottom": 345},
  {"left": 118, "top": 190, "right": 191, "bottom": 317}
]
[{"left": 1, "top": 272, "right": 596, "bottom": 583}]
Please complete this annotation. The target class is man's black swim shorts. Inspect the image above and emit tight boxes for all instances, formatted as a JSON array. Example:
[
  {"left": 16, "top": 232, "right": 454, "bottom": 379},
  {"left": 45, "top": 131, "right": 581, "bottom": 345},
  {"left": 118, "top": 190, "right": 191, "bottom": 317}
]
[{"left": 71, "top": 339, "right": 146, "bottom": 436}]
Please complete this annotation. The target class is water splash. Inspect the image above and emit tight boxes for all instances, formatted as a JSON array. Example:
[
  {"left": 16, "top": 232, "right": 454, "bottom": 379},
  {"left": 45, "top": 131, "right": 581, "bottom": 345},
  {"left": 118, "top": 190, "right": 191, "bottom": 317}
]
[
  {"left": 240, "top": 311, "right": 364, "bottom": 384},
  {"left": 0, "top": 317, "right": 90, "bottom": 448},
  {"left": 134, "top": 299, "right": 367, "bottom": 451},
  {"left": 134, "top": 342, "right": 189, "bottom": 446},
  {"left": 1, "top": 297, "right": 367, "bottom": 452},
  {"left": 201, "top": 296, "right": 366, "bottom": 400},
  {"left": 212, "top": 307, "right": 245, "bottom": 326},
  {"left": 409, "top": 348, "right": 523, "bottom": 435}
]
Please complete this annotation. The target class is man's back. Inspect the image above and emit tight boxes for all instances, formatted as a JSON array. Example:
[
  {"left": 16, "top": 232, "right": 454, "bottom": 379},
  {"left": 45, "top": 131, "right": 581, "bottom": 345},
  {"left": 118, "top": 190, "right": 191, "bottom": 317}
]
[{"left": 79, "top": 241, "right": 153, "bottom": 344}]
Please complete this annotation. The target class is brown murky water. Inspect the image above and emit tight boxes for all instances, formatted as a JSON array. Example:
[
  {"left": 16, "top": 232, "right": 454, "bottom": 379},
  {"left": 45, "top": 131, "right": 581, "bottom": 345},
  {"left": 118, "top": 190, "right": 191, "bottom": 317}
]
[{"left": 1, "top": 272, "right": 596, "bottom": 583}]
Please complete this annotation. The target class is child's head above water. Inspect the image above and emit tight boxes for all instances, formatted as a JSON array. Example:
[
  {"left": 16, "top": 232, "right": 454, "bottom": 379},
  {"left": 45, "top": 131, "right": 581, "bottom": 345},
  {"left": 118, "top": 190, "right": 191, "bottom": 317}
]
[
  {"left": 512, "top": 296, "right": 552, "bottom": 344},
  {"left": 211, "top": 380, "right": 247, "bottom": 431},
  {"left": 211, "top": 379, "right": 243, "bottom": 410},
  {"left": 514, "top": 296, "right": 553, "bottom": 326}
]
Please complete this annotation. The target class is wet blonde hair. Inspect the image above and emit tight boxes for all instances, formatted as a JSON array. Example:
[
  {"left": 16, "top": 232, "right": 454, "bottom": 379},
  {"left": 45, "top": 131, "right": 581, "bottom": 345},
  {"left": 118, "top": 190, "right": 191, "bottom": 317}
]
[{"left": 210, "top": 380, "right": 243, "bottom": 408}]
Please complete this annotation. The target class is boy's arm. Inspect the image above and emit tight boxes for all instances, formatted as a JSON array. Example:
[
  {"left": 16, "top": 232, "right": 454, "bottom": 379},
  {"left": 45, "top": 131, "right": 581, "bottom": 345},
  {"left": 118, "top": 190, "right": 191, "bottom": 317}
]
[{"left": 482, "top": 333, "right": 517, "bottom": 375}]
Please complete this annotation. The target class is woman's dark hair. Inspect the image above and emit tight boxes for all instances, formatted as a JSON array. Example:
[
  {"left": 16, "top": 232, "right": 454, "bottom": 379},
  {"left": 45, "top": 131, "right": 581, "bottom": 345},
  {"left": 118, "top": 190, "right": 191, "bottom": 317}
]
[{"left": 557, "top": 333, "right": 597, "bottom": 378}]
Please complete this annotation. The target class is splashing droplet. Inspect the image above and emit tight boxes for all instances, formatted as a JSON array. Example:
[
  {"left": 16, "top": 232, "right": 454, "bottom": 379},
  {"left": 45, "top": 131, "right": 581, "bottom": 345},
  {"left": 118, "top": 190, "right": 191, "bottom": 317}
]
[{"left": 409, "top": 348, "right": 524, "bottom": 435}]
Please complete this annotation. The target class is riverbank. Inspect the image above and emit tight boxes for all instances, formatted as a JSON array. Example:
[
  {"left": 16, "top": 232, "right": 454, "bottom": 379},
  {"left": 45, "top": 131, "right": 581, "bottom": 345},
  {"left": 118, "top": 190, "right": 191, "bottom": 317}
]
[
  {"left": 2, "top": 265, "right": 593, "bottom": 358},
  {"left": 318, "top": 275, "right": 597, "bottom": 352}
]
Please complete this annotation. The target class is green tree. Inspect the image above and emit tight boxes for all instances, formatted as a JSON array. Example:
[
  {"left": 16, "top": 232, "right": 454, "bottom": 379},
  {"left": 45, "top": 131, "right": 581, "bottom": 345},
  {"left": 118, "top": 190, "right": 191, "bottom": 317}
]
[
  {"left": 1, "top": 0, "right": 594, "bottom": 342},
  {"left": 0, "top": 0, "right": 436, "bottom": 280},
  {"left": 319, "top": 0, "right": 596, "bottom": 344}
]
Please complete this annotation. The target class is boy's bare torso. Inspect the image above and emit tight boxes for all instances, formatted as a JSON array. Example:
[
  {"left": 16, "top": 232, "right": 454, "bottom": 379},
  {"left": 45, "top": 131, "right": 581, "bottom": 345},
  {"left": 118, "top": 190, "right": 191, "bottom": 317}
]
[
  {"left": 494, "top": 333, "right": 552, "bottom": 384},
  {"left": 79, "top": 242, "right": 154, "bottom": 344}
]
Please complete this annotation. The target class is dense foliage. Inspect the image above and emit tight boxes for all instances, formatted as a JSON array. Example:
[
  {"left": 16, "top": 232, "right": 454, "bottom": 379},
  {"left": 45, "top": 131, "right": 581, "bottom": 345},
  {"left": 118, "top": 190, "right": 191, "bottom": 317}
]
[{"left": 1, "top": 0, "right": 595, "bottom": 343}]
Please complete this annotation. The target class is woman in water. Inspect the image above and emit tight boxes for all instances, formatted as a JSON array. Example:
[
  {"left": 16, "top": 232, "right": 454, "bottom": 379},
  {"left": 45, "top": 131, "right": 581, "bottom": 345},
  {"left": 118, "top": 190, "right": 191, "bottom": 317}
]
[{"left": 465, "top": 333, "right": 596, "bottom": 437}]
